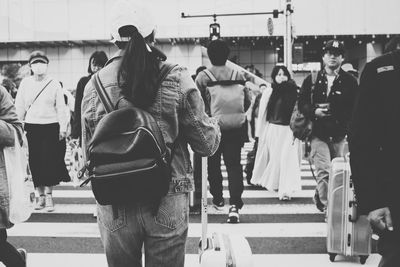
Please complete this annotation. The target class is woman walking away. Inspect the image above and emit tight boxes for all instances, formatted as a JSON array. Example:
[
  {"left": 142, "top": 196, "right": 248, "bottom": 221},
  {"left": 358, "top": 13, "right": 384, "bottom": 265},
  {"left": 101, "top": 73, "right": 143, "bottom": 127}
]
[
  {"left": 251, "top": 65, "right": 301, "bottom": 200},
  {"left": 0, "top": 85, "right": 27, "bottom": 266},
  {"left": 15, "top": 51, "right": 68, "bottom": 212},
  {"left": 81, "top": 1, "right": 220, "bottom": 266}
]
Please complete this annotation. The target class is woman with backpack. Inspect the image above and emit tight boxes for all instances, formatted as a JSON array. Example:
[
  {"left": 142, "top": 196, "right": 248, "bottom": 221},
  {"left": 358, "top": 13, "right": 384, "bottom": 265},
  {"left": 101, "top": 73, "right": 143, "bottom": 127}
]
[
  {"left": 251, "top": 65, "right": 301, "bottom": 200},
  {"left": 80, "top": 1, "right": 220, "bottom": 266}
]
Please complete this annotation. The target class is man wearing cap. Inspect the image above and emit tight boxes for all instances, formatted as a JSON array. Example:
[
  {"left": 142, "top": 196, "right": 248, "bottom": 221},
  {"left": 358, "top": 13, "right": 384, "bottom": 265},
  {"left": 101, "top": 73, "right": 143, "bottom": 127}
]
[
  {"left": 298, "top": 40, "right": 358, "bottom": 213},
  {"left": 350, "top": 36, "right": 400, "bottom": 267}
]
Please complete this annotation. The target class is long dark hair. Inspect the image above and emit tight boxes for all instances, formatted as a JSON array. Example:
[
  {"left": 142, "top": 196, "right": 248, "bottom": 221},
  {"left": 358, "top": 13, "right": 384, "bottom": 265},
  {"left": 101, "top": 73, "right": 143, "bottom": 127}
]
[
  {"left": 88, "top": 51, "right": 108, "bottom": 74},
  {"left": 117, "top": 25, "right": 160, "bottom": 109},
  {"left": 270, "top": 65, "right": 291, "bottom": 85},
  {"left": 267, "top": 65, "right": 296, "bottom": 118}
]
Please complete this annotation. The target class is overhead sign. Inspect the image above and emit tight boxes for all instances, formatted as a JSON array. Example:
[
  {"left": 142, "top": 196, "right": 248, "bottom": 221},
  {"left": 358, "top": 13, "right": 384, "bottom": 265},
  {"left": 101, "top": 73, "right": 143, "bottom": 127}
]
[{"left": 267, "top": 18, "right": 274, "bottom": 36}]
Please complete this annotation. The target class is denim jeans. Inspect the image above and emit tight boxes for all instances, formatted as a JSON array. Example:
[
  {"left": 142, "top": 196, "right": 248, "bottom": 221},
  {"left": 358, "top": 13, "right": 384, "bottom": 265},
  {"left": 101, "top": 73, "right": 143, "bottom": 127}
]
[
  {"left": 310, "top": 137, "right": 346, "bottom": 208},
  {"left": 97, "top": 193, "right": 189, "bottom": 267},
  {"left": 208, "top": 134, "right": 244, "bottom": 209}
]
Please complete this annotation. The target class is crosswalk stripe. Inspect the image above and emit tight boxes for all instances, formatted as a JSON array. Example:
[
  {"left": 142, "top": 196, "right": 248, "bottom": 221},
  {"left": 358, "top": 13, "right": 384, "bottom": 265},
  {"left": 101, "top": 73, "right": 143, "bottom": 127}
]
[
  {"left": 48, "top": 189, "right": 315, "bottom": 199},
  {"left": 11, "top": 140, "right": 371, "bottom": 267},
  {"left": 0, "top": 253, "right": 382, "bottom": 267},
  {"left": 31, "top": 203, "right": 322, "bottom": 215},
  {"left": 8, "top": 222, "right": 327, "bottom": 238}
]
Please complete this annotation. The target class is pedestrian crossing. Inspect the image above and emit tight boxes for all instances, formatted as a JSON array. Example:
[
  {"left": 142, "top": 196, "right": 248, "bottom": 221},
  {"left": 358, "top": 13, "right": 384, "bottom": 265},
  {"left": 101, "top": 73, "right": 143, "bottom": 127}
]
[{"left": 3, "top": 141, "right": 382, "bottom": 267}]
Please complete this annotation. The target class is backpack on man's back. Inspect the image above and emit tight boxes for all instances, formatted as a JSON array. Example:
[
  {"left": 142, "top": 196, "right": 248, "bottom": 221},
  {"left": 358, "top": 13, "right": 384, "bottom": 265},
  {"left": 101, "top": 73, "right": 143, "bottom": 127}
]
[{"left": 203, "top": 69, "right": 246, "bottom": 130}]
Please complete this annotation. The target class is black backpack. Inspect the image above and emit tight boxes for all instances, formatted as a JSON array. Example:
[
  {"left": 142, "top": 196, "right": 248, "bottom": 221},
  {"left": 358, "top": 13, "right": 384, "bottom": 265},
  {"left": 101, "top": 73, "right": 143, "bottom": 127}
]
[{"left": 80, "top": 63, "right": 177, "bottom": 206}]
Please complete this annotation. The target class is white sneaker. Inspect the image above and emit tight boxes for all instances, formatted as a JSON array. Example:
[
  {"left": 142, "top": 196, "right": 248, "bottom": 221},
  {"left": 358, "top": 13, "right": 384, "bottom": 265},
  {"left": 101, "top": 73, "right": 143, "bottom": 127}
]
[
  {"left": 34, "top": 195, "right": 45, "bottom": 210},
  {"left": 45, "top": 194, "right": 55, "bottom": 212}
]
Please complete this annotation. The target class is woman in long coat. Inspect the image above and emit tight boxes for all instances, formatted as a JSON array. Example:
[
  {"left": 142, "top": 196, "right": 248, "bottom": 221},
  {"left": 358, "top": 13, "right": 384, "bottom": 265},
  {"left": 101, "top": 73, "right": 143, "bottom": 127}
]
[
  {"left": 0, "top": 85, "right": 26, "bottom": 266},
  {"left": 251, "top": 66, "right": 301, "bottom": 200}
]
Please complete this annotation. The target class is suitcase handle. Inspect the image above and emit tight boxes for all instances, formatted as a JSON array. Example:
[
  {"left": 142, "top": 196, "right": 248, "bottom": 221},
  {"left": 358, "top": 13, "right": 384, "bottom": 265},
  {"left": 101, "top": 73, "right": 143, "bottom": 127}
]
[
  {"left": 201, "top": 156, "right": 208, "bottom": 252},
  {"left": 349, "top": 200, "right": 358, "bottom": 222}
]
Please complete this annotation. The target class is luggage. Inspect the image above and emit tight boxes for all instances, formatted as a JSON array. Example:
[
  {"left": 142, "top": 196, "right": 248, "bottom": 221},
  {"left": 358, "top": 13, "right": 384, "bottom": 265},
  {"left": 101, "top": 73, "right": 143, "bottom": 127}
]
[
  {"left": 327, "top": 156, "right": 372, "bottom": 264},
  {"left": 198, "top": 157, "right": 253, "bottom": 266},
  {"left": 189, "top": 152, "right": 202, "bottom": 211}
]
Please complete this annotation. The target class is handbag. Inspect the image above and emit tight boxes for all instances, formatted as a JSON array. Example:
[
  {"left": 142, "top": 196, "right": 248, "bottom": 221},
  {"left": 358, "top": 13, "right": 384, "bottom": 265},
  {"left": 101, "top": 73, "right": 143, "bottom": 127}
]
[
  {"left": 3, "top": 129, "right": 35, "bottom": 224},
  {"left": 290, "top": 71, "right": 318, "bottom": 141}
]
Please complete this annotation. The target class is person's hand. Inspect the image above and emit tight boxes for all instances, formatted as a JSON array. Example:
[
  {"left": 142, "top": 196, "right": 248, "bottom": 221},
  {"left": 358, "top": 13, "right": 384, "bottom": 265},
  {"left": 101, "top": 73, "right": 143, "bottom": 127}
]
[
  {"left": 315, "top": 107, "right": 330, "bottom": 118},
  {"left": 368, "top": 207, "right": 394, "bottom": 232},
  {"left": 59, "top": 131, "right": 67, "bottom": 140}
]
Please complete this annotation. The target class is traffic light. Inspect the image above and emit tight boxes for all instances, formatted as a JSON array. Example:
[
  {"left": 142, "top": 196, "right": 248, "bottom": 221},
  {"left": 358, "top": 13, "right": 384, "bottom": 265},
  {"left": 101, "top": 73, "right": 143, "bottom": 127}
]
[
  {"left": 209, "top": 23, "right": 220, "bottom": 40},
  {"left": 273, "top": 9, "right": 279, "bottom": 18}
]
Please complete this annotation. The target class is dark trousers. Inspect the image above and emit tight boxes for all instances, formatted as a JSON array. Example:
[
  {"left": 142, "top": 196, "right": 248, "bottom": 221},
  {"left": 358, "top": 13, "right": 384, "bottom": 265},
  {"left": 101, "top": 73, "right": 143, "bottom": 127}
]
[
  {"left": 378, "top": 233, "right": 400, "bottom": 267},
  {"left": 207, "top": 136, "right": 244, "bottom": 209},
  {"left": 0, "top": 229, "right": 25, "bottom": 267},
  {"left": 25, "top": 123, "right": 61, "bottom": 187}
]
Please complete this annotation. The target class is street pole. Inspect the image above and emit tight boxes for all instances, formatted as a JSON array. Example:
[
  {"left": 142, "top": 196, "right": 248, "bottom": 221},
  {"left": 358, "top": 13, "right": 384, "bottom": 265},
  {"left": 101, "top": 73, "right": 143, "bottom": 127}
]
[{"left": 284, "top": 0, "right": 293, "bottom": 73}]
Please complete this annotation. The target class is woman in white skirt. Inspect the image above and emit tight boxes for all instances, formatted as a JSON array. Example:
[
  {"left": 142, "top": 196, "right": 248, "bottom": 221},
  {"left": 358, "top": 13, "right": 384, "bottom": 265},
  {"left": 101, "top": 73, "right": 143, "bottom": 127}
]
[{"left": 251, "top": 66, "right": 301, "bottom": 200}]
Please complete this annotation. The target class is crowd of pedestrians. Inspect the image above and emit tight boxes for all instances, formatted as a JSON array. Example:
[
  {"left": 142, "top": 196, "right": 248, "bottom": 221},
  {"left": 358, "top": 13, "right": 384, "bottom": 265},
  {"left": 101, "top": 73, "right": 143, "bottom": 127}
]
[{"left": 0, "top": 0, "right": 399, "bottom": 266}]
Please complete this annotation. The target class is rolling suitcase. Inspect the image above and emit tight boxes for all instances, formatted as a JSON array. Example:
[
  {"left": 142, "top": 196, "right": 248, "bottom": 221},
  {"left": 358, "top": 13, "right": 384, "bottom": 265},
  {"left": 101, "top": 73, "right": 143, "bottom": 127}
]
[
  {"left": 198, "top": 157, "right": 253, "bottom": 267},
  {"left": 327, "top": 156, "right": 372, "bottom": 264}
]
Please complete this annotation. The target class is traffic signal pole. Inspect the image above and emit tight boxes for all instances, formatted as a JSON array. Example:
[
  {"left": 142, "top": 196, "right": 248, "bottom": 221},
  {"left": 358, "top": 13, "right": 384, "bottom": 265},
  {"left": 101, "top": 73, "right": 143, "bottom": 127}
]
[{"left": 284, "top": 0, "right": 294, "bottom": 73}]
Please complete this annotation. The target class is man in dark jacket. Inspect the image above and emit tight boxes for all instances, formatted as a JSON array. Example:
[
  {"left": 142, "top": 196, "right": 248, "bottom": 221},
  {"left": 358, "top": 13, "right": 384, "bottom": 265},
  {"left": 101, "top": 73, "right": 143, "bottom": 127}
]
[
  {"left": 299, "top": 40, "right": 358, "bottom": 212},
  {"left": 350, "top": 38, "right": 400, "bottom": 267}
]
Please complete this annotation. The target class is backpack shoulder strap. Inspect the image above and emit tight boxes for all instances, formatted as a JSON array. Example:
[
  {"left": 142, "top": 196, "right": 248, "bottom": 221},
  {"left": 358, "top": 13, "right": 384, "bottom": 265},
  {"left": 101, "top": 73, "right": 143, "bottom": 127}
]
[
  {"left": 203, "top": 69, "right": 217, "bottom": 82},
  {"left": 311, "top": 70, "right": 318, "bottom": 86},
  {"left": 92, "top": 73, "right": 114, "bottom": 113},
  {"left": 230, "top": 69, "right": 238, "bottom": 81},
  {"left": 309, "top": 71, "right": 319, "bottom": 105}
]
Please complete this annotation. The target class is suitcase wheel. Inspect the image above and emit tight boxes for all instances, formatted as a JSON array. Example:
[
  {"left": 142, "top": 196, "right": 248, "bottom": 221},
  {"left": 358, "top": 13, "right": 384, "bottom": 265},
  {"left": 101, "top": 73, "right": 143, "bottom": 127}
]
[
  {"left": 329, "top": 253, "right": 337, "bottom": 262},
  {"left": 359, "top": 256, "right": 368, "bottom": 265}
]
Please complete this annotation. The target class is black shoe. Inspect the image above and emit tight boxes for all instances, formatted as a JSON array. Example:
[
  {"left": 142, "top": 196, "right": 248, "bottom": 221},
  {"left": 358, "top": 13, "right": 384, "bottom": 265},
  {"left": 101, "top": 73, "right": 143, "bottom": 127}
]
[
  {"left": 189, "top": 204, "right": 201, "bottom": 215},
  {"left": 227, "top": 205, "right": 240, "bottom": 223},
  {"left": 212, "top": 198, "right": 225, "bottom": 210},
  {"left": 313, "top": 191, "right": 325, "bottom": 212},
  {"left": 17, "top": 248, "right": 27, "bottom": 267}
]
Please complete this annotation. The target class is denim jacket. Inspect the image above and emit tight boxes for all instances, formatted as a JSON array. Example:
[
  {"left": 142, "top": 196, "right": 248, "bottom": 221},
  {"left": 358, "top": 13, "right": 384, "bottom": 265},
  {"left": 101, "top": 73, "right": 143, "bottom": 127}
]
[
  {"left": 81, "top": 51, "right": 221, "bottom": 194},
  {"left": 0, "top": 85, "right": 23, "bottom": 228}
]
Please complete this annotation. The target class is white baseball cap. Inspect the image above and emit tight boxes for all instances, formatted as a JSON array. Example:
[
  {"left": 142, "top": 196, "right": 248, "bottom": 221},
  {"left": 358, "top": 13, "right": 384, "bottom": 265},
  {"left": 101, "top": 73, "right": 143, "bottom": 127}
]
[{"left": 110, "top": 0, "right": 156, "bottom": 42}]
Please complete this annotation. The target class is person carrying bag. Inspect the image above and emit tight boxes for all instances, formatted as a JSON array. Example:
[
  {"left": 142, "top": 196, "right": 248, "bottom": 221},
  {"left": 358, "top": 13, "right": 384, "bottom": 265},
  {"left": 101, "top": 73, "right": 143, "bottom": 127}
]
[{"left": 0, "top": 85, "right": 29, "bottom": 267}]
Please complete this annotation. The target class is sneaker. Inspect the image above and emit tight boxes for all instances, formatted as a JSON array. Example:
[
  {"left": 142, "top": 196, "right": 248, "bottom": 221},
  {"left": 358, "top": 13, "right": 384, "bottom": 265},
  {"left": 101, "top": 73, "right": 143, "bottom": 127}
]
[
  {"left": 227, "top": 205, "right": 240, "bottom": 223},
  {"left": 212, "top": 198, "right": 225, "bottom": 210},
  {"left": 34, "top": 195, "right": 45, "bottom": 210},
  {"left": 313, "top": 191, "right": 325, "bottom": 212},
  {"left": 189, "top": 204, "right": 201, "bottom": 215},
  {"left": 45, "top": 194, "right": 55, "bottom": 212},
  {"left": 279, "top": 195, "right": 291, "bottom": 201},
  {"left": 17, "top": 248, "right": 27, "bottom": 266}
]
